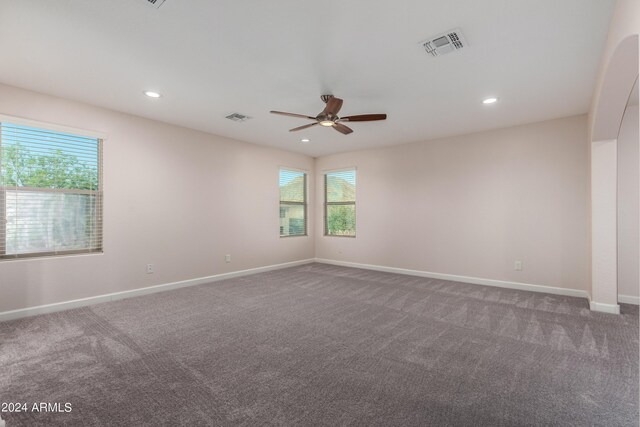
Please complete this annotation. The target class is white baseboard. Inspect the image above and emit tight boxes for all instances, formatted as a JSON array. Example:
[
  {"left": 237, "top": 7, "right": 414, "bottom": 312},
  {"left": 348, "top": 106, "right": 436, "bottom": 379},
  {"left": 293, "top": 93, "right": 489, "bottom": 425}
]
[
  {"left": 0, "top": 259, "right": 314, "bottom": 323},
  {"left": 618, "top": 294, "right": 640, "bottom": 305},
  {"left": 2, "top": 258, "right": 629, "bottom": 322},
  {"left": 589, "top": 301, "right": 621, "bottom": 314},
  {"left": 314, "top": 258, "right": 590, "bottom": 300}
]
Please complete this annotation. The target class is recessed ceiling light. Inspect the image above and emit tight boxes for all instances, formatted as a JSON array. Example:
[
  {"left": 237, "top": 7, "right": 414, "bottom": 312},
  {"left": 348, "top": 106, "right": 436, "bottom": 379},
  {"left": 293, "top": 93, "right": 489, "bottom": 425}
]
[
  {"left": 143, "top": 91, "right": 162, "bottom": 98},
  {"left": 300, "top": 138, "right": 310, "bottom": 143},
  {"left": 482, "top": 97, "right": 498, "bottom": 104}
]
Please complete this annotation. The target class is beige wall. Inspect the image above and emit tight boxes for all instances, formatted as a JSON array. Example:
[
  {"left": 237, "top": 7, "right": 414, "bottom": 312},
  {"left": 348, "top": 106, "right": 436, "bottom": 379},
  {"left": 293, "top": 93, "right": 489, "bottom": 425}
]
[
  {"left": 0, "top": 84, "right": 601, "bottom": 312},
  {"left": 0, "top": 84, "right": 314, "bottom": 312},
  {"left": 315, "top": 115, "right": 590, "bottom": 292},
  {"left": 618, "top": 104, "right": 639, "bottom": 298}
]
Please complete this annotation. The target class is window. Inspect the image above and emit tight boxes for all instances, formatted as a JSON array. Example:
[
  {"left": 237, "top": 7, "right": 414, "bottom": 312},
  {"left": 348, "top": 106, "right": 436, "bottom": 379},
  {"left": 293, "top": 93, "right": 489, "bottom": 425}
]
[
  {"left": 324, "top": 169, "right": 356, "bottom": 237},
  {"left": 0, "top": 121, "right": 103, "bottom": 259},
  {"left": 279, "top": 168, "right": 307, "bottom": 237}
]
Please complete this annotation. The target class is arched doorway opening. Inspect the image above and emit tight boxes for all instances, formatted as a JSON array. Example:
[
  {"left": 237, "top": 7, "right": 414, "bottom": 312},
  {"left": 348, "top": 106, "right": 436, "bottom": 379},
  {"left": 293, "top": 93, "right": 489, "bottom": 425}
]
[{"left": 590, "top": 34, "right": 639, "bottom": 313}]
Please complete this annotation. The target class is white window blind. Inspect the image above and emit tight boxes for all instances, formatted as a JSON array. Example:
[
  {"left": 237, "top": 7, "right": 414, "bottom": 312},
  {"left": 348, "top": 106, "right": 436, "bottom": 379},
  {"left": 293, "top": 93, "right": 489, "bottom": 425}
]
[
  {"left": 324, "top": 169, "right": 356, "bottom": 237},
  {"left": 0, "top": 122, "right": 103, "bottom": 259},
  {"left": 279, "top": 168, "right": 307, "bottom": 237}
]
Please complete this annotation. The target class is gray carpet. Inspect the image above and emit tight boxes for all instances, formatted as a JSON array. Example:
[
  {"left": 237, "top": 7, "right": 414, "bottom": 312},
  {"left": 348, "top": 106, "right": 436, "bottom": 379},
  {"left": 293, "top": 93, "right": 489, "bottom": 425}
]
[{"left": 0, "top": 263, "right": 638, "bottom": 426}]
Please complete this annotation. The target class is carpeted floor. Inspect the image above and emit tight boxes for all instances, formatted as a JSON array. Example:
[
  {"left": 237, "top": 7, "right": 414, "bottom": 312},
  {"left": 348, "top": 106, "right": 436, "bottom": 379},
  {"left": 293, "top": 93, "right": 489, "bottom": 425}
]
[{"left": 0, "top": 263, "right": 638, "bottom": 426}]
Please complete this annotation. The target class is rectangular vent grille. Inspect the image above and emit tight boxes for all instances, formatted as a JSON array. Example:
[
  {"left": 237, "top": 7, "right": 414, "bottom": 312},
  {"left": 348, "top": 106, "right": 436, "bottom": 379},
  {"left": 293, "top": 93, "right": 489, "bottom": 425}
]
[
  {"left": 145, "top": 0, "right": 166, "bottom": 9},
  {"left": 420, "top": 29, "right": 467, "bottom": 57},
  {"left": 226, "top": 113, "right": 251, "bottom": 122},
  {"left": 448, "top": 32, "right": 463, "bottom": 49}
]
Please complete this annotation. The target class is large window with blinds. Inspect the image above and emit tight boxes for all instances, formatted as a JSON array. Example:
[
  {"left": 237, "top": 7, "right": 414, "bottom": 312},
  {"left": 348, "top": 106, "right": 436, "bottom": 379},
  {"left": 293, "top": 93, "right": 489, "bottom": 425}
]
[
  {"left": 0, "top": 120, "right": 103, "bottom": 259},
  {"left": 324, "top": 169, "right": 356, "bottom": 237},
  {"left": 279, "top": 168, "right": 307, "bottom": 237}
]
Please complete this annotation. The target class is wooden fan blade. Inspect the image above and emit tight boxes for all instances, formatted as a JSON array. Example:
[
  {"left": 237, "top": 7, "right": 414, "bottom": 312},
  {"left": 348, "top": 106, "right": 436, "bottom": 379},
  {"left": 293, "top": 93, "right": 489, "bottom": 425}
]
[
  {"left": 289, "top": 122, "right": 319, "bottom": 132},
  {"left": 340, "top": 114, "right": 387, "bottom": 122},
  {"left": 323, "top": 97, "right": 343, "bottom": 115},
  {"left": 271, "top": 111, "right": 316, "bottom": 120},
  {"left": 333, "top": 122, "right": 353, "bottom": 135}
]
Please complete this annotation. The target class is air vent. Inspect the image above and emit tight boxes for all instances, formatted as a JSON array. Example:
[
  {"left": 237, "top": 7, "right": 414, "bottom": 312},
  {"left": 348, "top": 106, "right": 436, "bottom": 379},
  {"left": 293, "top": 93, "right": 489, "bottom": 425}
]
[
  {"left": 145, "top": 0, "right": 166, "bottom": 9},
  {"left": 420, "top": 29, "right": 467, "bottom": 57},
  {"left": 225, "top": 113, "right": 251, "bottom": 122}
]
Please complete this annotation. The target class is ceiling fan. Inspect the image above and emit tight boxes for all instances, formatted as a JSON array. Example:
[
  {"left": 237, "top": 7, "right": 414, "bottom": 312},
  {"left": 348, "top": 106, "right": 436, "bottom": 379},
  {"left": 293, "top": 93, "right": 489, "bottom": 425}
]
[{"left": 270, "top": 95, "right": 387, "bottom": 135}]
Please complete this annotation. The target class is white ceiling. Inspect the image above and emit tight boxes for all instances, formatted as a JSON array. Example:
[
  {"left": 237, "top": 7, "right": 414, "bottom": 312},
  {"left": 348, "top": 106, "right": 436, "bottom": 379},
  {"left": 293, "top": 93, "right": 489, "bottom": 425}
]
[{"left": 0, "top": 0, "right": 616, "bottom": 157}]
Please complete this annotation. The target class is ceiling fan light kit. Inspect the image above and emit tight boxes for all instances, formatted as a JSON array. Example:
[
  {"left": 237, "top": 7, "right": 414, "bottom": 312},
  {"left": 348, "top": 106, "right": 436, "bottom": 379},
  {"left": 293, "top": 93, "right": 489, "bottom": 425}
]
[{"left": 270, "top": 95, "right": 387, "bottom": 136}]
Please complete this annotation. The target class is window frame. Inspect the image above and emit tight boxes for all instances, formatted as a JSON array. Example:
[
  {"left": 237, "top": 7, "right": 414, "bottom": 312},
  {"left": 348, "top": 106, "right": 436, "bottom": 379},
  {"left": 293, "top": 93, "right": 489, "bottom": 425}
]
[
  {"left": 279, "top": 167, "right": 308, "bottom": 238},
  {"left": 0, "top": 115, "right": 105, "bottom": 261},
  {"left": 324, "top": 168, "right": 356, "bottom": 238}
]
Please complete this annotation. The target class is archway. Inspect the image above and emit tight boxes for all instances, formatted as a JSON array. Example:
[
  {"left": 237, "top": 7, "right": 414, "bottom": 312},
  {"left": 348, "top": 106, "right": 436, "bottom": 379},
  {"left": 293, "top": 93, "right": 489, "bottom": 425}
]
[{"left": 590, "top": 34, "right": 639, "bottom": 313}]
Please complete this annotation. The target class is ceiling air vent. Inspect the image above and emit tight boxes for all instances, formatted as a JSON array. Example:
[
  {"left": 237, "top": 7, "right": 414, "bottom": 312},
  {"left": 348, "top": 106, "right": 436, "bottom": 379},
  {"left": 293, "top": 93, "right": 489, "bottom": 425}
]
[
  {"left": 145, "top": 0, "right": 166, "bottom": 9},
  {"left": 225, "top": 113, "right": 251, "bottom": 122},
  {"left": 420, "top": 29, "right": 467, "bottom": 57}
]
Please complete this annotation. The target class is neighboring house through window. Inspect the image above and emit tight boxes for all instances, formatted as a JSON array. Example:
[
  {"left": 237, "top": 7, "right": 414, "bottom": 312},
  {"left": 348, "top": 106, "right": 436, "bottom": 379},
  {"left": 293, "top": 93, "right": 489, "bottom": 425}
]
[
  {"left": 279, "top": 168, "right": 307, "bottom": 237},
  {"left": 324, "top": 169, "right": 356, "bottom": 237},
  {"left": 0, "top": 119, "right": 103, "bottom": 259}
]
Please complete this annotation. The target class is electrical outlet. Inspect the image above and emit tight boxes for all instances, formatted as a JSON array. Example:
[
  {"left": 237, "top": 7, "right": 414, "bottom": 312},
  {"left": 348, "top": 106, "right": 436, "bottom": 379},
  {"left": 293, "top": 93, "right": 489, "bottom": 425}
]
[
  {"left": 147, "top": 264, "right": 154, "bottom": 274},
  {"left": 225, "top": 254, "right": 231, "bottom": 263},
  {"left": 514, "top": 260, "right": 522, "bottom": 271}
]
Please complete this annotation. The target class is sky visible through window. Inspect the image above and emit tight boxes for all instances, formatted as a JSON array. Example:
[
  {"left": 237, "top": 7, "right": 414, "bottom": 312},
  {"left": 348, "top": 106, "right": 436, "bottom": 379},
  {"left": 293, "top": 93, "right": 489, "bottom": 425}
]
[{"left": 279, "top": 169, "right": 304, "bottom": 187}]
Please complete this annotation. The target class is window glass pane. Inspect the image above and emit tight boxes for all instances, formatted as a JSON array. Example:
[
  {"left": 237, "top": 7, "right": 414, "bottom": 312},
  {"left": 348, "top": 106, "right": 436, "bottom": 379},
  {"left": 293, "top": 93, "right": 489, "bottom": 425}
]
[
  {"left": 326, "top": 204, "right": 355, "bottom": 236},
  {"left": 279, "top": 168, "right": 307, "bottom": 237},
  {"left": 279, "top": 204, "right": 306, "bottom": 236},
  {"left": 5, "top": 190, "right": 100, "bottom": 255},
  {"left": 279, "top": 169, "right": 305, "bottom": 203},
  {"left": 1, "top": 123, "right": 99, "bottom": 190},
  {"left": 0, "top": 121, "right": 102, "bottom": 259},
  {"left": 326, "top": 170, "right": 355, "bottom": 203}
]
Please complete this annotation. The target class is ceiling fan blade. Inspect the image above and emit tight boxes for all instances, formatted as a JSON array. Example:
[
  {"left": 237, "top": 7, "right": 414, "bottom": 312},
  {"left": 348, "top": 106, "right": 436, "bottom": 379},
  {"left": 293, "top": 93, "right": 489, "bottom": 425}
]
[
  {"left": 289, "top": 122, "right": 319, "bottom": 132},
  {"left": 270, "top": 111, "right": 316, "bottom": 120},
  {"left": 323, "top": 97, "right": 343, "bottom": 116},
  {"left": 333, "top": 122, "right": 353, "bottom": 135},
  {"left": 340, "top": 114, "right": 387, "bottom": 122}
]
